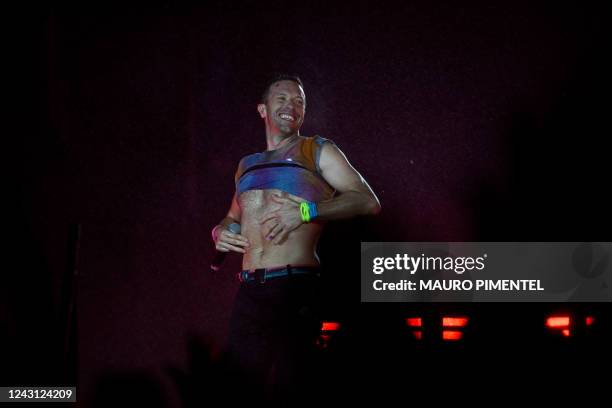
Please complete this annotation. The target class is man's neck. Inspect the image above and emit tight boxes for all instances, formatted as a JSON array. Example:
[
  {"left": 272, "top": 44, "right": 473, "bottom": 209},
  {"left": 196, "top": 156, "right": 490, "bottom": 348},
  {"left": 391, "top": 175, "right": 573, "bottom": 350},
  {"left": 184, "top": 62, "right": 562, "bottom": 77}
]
[{"left": 266, "top": 132, "right": 299, "bottom": 151}]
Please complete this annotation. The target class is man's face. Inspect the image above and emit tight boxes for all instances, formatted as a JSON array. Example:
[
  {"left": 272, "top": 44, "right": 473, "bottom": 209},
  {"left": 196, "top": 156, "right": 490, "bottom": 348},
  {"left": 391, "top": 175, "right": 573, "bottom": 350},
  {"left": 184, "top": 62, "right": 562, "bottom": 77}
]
[{"left": 258, "top": 80, "right": 306, "bottom": 135}]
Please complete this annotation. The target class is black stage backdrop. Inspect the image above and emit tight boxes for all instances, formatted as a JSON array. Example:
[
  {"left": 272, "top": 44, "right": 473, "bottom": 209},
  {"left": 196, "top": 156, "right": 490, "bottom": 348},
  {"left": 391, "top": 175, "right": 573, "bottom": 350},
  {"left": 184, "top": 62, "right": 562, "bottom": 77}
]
[{"left": 7, "top": 1, "right": 610, "bottom": 405}]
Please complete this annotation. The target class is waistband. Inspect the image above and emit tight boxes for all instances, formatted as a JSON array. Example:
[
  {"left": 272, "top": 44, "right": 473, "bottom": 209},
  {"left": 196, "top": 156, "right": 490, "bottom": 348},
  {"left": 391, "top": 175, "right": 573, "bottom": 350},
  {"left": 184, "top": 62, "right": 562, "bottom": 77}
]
[{"left": 238, "top": 264, "right": 321, "bottom": 284}]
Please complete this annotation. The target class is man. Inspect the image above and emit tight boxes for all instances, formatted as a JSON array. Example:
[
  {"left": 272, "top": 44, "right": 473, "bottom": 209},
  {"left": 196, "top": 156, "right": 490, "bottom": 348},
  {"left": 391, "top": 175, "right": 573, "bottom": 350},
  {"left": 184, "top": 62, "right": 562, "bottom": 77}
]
[{"left": 212, "top": 74, "right": 380, "bottom": 398}]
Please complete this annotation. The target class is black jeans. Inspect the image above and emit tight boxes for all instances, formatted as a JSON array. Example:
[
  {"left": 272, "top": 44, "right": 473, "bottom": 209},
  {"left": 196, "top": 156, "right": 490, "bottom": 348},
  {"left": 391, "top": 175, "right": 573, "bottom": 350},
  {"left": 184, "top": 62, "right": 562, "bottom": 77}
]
[{"left": 225, "top": 273, "right": 322, "bottom": 399}]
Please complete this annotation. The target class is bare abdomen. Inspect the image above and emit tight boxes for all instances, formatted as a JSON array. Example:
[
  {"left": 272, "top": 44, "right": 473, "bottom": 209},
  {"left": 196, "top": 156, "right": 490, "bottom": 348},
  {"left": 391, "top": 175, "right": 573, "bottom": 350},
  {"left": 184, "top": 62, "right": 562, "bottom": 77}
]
[{"left": 238, "top": 189, "right": 323, "bottom": 270}]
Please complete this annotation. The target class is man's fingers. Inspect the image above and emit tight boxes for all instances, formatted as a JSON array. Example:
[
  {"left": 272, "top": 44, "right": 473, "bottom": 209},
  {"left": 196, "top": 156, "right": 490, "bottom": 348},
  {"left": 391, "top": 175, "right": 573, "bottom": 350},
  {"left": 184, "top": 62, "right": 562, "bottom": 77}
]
[
  {"left": 222, "top": 231, "right": 250, "bottom": 246},
  {"left": 265, "top": 224, "right": 282, "bottom": 240},
  {"left": 272, "top": 193, "right": 301, "bottom": 205},
  {"left": 215, "top": 243, "right": 230, "bottom": 252},
  {"left": 217, "top": 242, "right": 246, "bottom": 253},
  {"left": 259, "top": 212, "right": 278, "bottom": 225},
  {"left": 266, "top": 224, "right": 283, "bottom": 241},
  {"left": 231, "top": 235, "right": 250, "bottom": 247},
  {"left": 271, "top": 194, "right": 288, "bottom": 203},
  {"left": 285, "top": 195, "right": 302, "bottom": 204},
  {"left": 272, "top": 229, "right": 289, "bottom": 245},
  {"left": 229, "top": 238, "right": 249, "bottom": 247}
]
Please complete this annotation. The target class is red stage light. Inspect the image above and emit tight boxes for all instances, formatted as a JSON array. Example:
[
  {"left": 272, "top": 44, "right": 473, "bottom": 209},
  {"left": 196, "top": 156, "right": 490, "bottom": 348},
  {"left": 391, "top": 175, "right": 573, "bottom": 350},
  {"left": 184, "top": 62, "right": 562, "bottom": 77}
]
[
  {"left": 442, "top": 317, "right": 468, "bottom": 327},
  {"left": 562, "top": 329, "right": 571, "bottom": 337},
  {"left": 586, "top": 316, "right": 595, "bottom": 326},
  {"left": 412, "top": 330, "right": 423, "bottom": 340},
  {"left": 321, "top": 322, "right": 341, "bottom": 332},
  {"left": 406, "top": 318, "right": 422, "bottom": 327},
  {"left": 546, "top": 316, "right": 570, "bottom": 328},
  {"left": 442, "top": 330, "right": 463, "bottom": 341}
]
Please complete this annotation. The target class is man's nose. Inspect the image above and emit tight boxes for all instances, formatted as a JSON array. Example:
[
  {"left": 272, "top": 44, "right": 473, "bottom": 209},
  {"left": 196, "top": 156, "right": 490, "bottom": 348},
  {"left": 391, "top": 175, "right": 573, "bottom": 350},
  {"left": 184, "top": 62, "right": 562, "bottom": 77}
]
[{"left": 286, "top": 98, "right": 300, "bottom": 108}]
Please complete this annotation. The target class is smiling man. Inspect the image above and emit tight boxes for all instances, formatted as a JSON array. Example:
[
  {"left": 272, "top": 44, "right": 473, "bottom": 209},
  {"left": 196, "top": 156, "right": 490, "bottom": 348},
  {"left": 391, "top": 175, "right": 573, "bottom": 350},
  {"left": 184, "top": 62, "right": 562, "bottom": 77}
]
[{"left": 212, "top": 74, "right": 380, "bottom": 398}]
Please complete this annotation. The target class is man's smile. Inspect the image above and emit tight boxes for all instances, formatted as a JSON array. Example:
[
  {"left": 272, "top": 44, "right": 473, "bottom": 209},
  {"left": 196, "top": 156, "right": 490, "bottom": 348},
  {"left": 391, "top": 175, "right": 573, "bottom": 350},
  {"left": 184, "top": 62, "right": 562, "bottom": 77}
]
[{"left": 278, "top": 112, "right": 296, "bottom": 122}]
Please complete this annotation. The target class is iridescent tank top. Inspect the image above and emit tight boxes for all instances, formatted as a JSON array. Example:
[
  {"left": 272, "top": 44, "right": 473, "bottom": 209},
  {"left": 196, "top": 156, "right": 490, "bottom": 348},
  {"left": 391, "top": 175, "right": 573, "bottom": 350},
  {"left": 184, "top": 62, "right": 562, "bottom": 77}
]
[{"left": 235, "top": 135, "right": 336, "bottom": 202}]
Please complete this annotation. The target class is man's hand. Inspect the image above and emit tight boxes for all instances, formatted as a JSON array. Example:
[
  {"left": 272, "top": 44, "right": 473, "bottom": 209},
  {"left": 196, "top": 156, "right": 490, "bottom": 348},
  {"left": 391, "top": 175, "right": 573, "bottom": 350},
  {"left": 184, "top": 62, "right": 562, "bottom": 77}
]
[
  {"left": 214, "top": 225, "right": 250, "bottom": 253},
  {"left": 259, "top": 193, "right": 304, "bottom": 245}
]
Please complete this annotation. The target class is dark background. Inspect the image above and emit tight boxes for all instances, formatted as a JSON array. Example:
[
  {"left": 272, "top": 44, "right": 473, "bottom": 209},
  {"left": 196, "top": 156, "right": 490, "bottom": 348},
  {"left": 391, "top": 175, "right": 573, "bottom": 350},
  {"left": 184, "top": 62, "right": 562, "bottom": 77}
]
[{"left": 6, "top": 0, "right": 610, "bottom": 405}]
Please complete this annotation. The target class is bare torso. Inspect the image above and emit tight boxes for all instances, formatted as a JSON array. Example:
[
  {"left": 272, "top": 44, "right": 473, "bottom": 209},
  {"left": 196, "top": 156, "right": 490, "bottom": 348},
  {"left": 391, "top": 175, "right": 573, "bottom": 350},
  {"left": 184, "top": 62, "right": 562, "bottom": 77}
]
[{"left": 239, "top": 189, "right": 324, "bottom": 270}]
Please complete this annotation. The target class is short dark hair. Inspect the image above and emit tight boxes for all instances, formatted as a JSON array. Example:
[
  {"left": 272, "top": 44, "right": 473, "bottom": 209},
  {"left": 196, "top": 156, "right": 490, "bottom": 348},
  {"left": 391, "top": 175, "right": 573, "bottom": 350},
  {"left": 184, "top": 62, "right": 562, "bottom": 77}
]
[{"left": 261, "top": 74, "right": 304, "bottom": 103}]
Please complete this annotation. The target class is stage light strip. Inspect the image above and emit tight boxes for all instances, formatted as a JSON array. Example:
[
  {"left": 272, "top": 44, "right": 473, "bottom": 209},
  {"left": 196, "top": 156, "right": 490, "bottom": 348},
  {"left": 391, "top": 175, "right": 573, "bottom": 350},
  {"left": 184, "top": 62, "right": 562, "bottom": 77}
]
[{"left": 442, "top": 317, "right": 468, "bottom": 327}]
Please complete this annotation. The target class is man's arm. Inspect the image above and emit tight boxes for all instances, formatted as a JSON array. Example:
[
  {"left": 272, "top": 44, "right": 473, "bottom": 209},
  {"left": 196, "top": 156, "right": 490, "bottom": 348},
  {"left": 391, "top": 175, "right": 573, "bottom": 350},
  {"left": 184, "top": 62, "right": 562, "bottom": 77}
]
[
  {"left": 262, "top": 142, "right": 381, "bottom": 243},
  {"left": 315, "top": 141, "right": 381, "bottom": 219},
  {"left": 212, "top": 193, "right": 250, "bottom": 253}
]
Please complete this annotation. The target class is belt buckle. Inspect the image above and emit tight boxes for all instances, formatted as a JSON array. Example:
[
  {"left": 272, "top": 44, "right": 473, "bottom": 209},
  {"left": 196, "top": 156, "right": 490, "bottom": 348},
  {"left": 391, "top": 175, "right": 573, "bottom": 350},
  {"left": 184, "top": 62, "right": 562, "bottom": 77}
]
[{"left": 254, "top": 268, "right": 266, "bottom": 284}]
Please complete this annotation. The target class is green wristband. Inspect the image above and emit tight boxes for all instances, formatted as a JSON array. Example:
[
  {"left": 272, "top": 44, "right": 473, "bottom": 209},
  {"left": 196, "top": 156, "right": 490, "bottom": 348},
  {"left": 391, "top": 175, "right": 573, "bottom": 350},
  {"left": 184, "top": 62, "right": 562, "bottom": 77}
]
[{"left": 300, "top": 202, "right": 311, "bottom": 223}]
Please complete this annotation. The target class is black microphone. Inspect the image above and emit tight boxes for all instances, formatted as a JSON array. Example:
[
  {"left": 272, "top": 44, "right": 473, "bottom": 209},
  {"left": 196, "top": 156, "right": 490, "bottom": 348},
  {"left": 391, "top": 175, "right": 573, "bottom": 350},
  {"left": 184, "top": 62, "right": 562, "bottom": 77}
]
[{"left": 211, "top": 222, "right": 241, "bottom": 271}]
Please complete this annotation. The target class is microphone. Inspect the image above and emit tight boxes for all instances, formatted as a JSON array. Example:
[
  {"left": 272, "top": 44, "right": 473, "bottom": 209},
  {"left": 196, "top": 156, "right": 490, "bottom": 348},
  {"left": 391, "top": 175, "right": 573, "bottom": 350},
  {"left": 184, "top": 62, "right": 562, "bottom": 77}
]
[{"left": 211, "top": 222, "right": 241, "bottom": 271}]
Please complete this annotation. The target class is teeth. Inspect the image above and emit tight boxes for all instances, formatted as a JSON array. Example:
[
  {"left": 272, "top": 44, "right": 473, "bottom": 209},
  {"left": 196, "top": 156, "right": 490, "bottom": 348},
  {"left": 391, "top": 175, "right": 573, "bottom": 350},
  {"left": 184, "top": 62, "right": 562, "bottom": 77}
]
[{"left": 279, "top": 113, "right": 294, "bottom": 121}]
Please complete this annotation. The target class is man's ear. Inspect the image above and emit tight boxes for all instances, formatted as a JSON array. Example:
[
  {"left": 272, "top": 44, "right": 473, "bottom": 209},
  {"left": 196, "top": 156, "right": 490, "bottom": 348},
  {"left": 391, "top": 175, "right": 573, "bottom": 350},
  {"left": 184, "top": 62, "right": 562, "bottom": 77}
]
[{"left": 257, "top": 104, "right": 267, "bottom": 119}]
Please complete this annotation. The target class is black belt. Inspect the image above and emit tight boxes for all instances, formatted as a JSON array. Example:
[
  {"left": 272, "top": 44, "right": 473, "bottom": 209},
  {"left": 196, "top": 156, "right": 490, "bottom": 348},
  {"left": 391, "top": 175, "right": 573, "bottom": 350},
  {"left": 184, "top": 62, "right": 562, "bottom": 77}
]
[{"left": 238, "top": 264, "right": 320, "bottom": 283}]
